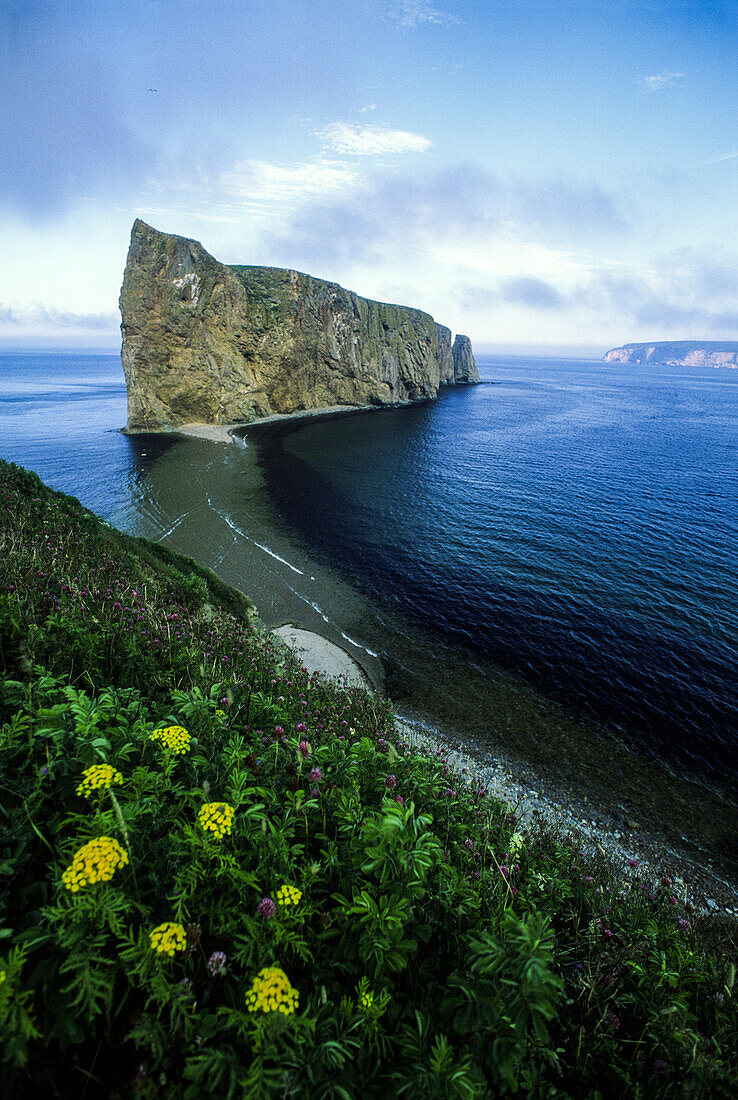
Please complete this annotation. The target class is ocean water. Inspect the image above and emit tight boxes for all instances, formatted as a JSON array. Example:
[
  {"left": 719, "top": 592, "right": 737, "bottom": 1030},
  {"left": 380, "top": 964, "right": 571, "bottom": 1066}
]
[
  {"left": 1, "top": 351, "right": 736, "bottom": 796},
  {"left": 252, "top": 358, "right": 738, "bottom": 787},
  {"left": 0, "top": 352, "right": 176, "bottom": 517}
]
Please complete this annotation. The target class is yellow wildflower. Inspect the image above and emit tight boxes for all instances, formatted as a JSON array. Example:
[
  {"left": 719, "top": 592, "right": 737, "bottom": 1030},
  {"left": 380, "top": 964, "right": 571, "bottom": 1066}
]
[
  {"left": 148, "top": 726, "right": 191, "bottom": 754},
  {"left": 61, "top": 836, "right": 129, "bottom": 891},
  {"left": 198, "top": 801, "right": 235, "bottom": 840},
  {"left": 245, "top": 967, "right": 299, "bottom": 1015},
  {"left": 276, "top": 884, "right": 302, "bottom": 907},
  {"left": 149, "top": 922, "right": 187, "bottom": 957},
  {"left": 76, "top": 763, "right": 123, "bottom": 797},
  {"left": 359, "top": 989, "right": 374, "bottom": 1010}
]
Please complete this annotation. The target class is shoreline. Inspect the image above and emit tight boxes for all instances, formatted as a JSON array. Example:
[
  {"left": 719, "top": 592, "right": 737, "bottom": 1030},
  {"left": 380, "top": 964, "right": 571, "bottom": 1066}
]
[
  {"left": 272, "top": 623, "right": 373, "bottom": 690},
  {"left": 122, "top": 419, "right": 738, "bottom": 917},
  {"left": 125, "top": 400, "right": 425, "bottom": 446},
  {"left": 273, "top": 623, "right": 738, "bottom": 919}
]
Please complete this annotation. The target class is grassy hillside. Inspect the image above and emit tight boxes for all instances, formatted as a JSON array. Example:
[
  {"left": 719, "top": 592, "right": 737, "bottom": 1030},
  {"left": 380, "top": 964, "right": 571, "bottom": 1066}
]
[{"left": 0, "top": 458, "right": 735, "bottom": 1098}]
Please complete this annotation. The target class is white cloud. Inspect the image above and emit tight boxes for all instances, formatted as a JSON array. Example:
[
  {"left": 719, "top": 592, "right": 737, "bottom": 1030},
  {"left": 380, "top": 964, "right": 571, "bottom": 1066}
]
[
  {"left": 390, "top": 1, "right": 458, "bottom": 28},
  {"left": 428, "top": 234, "right": 592, "bottom": 286},
  {"left": 219, "top": 158, "right": 358, "bottom": 203},
  {"left": 0, "top": 304, "right": 118, "bottom": 331},
  {"left": 0, "top": 302, "right": 120, "bottom": 347},
  {"left": 316, "top": 122, "right": 432, "bottom": 156},
  {"left": 640, "top": 70, "right": 685, "bottom": 93},
  {"left": 145, "top": 158, "right": 359, "bottom": 223}
]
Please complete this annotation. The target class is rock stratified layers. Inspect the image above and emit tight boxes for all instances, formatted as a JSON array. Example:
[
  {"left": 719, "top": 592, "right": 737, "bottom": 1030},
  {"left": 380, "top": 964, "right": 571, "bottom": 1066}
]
[
  {"left": 604, "top": 341, "right": 738, "bottom": 368},
  {"left": 120, "top": 220, "right": 479, "bottom": 431}
]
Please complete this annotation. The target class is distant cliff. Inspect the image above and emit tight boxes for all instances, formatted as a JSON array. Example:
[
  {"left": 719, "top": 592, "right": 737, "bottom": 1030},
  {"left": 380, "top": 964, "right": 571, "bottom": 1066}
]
[
  {"left": 120, "top": 220, "right": 479, "bottom": 431},
  {"left": 604, "top": 341, "right": 738, "bottom": 367}
]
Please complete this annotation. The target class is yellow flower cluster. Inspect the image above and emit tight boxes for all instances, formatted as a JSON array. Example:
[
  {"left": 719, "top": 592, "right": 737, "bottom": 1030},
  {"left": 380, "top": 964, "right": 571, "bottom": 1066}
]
[
  {"left": 197, "top": 801, "right": 235, "bottom": 839},
  {"left": 149, "top": 922, "right": 187, "bottom": 957},
  {"left": 276, "top": 884, "right": 302, "bottom": 907},
  {"left": 245, "top": 967, "right": 299, "bottom": 1015},
  {"left": 359, "top": 989, "right": 374, "bottom": 1010},
  {"left": 76, "top": 763, "right": 123, "bottom": 797},
  {"left": 61, "top": 836, "right": 129, "bottom": 891},
  {"left": 148, "top": 726, "right": 191, "bottom": 754}
]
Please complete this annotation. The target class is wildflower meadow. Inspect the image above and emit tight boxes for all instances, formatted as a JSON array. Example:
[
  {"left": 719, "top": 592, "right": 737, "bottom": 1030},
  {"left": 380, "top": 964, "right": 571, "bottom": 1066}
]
[{"left": 0, "top": 459, "right": 735, "bottom": 1097}]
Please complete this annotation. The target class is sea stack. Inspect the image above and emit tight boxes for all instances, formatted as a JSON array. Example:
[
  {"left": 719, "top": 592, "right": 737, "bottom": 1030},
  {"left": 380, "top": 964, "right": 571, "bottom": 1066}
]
[
  {"left": 120, "top": 220, "right": 479, "bottom": 431},
  {"left": 452, "top": 334, "right": 479, "bottom": 383}
]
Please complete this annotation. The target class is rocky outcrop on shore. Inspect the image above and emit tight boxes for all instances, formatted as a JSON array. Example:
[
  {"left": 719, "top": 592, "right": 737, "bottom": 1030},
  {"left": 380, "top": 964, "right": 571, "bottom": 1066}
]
[
  {"left": 120, "top": 220, "right": 479, "bottom": 431},
  {"left": 605, "top": 341, "right": 738, "bottom": 367},
  {"left": 452, "top": 334, "right": 479, "bottom": 382}
]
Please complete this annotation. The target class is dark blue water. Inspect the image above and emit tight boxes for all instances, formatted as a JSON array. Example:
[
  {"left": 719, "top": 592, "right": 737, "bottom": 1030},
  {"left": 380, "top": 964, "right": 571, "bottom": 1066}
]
[
  {"left": 0, "top": 353, "right": 176, "bottom": 522},
  {"left": 1, "top": 351, "right": 737, "bottom": 789},
  {"left": 254, "top": 358, "right": 738, "bottom": 784}
]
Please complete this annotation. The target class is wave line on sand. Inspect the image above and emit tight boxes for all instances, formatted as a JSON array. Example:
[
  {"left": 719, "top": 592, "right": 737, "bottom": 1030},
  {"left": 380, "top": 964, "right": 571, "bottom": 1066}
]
[
  {"left": 215, "top": 509, "right": 305, "bottom": 575},
  {"left": 340, "top": 630, "right": 379, "bottom": 658}
]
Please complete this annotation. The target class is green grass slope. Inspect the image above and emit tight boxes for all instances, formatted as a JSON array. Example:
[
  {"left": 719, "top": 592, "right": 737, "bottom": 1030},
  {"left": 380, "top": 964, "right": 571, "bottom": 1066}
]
[{"left": 0, "top": 459, "right": 735, "bottom": 1098}]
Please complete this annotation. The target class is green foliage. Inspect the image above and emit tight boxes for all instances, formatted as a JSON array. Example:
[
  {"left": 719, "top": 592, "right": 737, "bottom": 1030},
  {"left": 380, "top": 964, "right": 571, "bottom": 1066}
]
[
  {"left": 394, "top": 1013, "right": 486, "bottom": 1099},
  {"left": 355, "top": 801, "right": 443, "bottom": 896},
  {"left": 448, "top": 911, "right": 563, "bottom": 1091},
  {"left": 0, "top": 945, "right": 41, "bottom": 1068},
  {"left": 0, "top": 458, "right": 736, "bottom": 1098}
]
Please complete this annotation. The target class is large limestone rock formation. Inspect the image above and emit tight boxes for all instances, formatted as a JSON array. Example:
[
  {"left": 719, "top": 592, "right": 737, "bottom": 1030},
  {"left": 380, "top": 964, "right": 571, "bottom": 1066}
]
[
  {"left": 120, "top": 220, "right": 479, "bottom": 431},
  {"left": 452, "top": 334, "right": 480, "bottom": 383},
  {"left": 605, "top": 341, "right": 738, "bottom": 368}
]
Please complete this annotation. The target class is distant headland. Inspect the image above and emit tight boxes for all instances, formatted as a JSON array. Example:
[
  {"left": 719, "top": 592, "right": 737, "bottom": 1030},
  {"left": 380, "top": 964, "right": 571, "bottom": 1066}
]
[
  {"left": 604, "top": 341, "right": 738, "bottom": 367},
  {"left": 120, "top": 220, "right": 479, "bottom": 433}
]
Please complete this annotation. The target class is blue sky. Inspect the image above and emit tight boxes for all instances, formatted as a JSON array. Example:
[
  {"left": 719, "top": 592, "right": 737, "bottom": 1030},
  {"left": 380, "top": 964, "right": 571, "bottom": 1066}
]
[{"left": 1, "top": 0, "right": 736, "bottom": 354}]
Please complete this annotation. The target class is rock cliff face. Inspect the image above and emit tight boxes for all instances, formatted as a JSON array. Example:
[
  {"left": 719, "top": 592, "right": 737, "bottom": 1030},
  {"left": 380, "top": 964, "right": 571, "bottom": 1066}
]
[
  {"left": 435, "top": 324, "right": 455, "bottom": 384},
  {"left": 452, "top": 334, "right": 479, "bottom": 383},
  {"left": 604, "top": 341, "right": 738, "bottom": 368},
  {"left": 120, "top": 220, "right": 479, "bottom": 431}
]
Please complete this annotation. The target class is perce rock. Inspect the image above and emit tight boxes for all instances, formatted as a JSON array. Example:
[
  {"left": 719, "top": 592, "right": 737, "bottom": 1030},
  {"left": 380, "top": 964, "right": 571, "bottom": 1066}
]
[
  {"left": 120, "top": 220, "right": 479, "bottom": 431},
  {"left": 604, "top": 341, "right": 738, "bottom": 368}
]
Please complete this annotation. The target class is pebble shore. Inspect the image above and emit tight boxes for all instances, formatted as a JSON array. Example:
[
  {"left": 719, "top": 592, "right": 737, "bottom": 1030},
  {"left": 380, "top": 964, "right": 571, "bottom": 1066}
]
[
  {"left": 272, "top": 622, "right": 738, "bottom": 922},
  {"left": 398, "top": 716, "right": 738, "bottom": 923}
]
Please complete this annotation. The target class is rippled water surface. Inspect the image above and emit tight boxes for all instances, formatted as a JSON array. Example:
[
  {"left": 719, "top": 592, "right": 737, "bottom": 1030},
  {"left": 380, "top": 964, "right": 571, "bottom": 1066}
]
[
  {"left": 0, "top": 353, "right": 175, "bottom": 516},
  {"left": 1, "top": 351, "right": 736, "bottom": 790},
  {"left": 254, "top": 358, "right": 738, "bottom": 782}
]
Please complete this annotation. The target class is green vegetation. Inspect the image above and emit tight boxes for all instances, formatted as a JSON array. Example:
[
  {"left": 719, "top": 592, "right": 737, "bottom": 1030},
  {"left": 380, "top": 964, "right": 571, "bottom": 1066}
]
[
  {"left": 229, "top": 266, "right": 295, "bottom": 322},
  {"left": 0, "top": 458, "right": 735, "bottom": 1098}
]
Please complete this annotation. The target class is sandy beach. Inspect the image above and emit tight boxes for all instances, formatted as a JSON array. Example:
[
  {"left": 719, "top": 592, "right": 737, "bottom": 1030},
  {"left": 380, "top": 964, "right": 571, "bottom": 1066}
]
[
  {"left": 160, "top": 402, "right": 398, "bottom": 446},
  {"left": 272, "top": 623, "right": 372, "bottom": 689}
]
